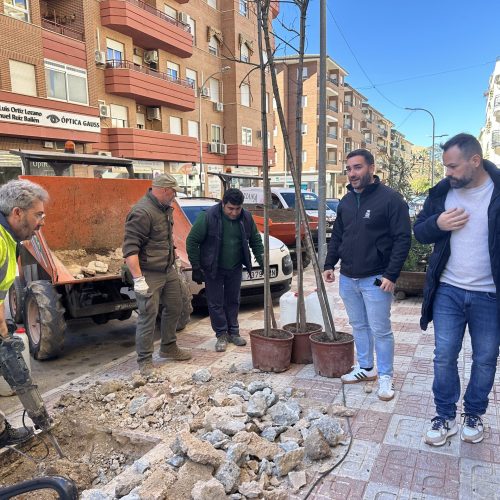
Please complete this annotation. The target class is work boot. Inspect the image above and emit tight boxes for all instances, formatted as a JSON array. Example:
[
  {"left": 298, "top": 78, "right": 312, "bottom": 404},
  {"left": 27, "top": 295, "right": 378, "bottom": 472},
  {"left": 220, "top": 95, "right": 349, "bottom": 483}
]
[
  {"left": 215, "top": 334, "right": 228, "bottom": 352},
  {"left": 138, "top": 359, "right": 155, "bottom": 377},
  {"left": 227, "top": 334, "right": 247, "bottom": 347},
  {"left": 159, "top": 343, "right": 192, "bottom": 361},
  {"left": 0, "top": 421, "right": 34, "bottom": 447}
]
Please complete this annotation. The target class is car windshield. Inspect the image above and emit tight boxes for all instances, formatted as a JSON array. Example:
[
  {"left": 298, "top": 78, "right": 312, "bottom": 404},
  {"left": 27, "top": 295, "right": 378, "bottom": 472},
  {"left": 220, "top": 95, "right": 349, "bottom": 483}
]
[
  {"left": 180, "top": 205, "right": 214, "bottom": 224},
  {"left": 281, "top": 192, "right": 319, "bottom": 210},
  {"left": 326, "top": 199, "right": 339, "bottom": 212}
]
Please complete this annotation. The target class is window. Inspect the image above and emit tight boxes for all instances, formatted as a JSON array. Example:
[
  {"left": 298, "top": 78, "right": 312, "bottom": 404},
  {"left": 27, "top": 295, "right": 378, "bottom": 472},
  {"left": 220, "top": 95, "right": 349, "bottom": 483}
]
[
  {"left": 301, "top": 124, "right": 308, "bottom": 135},
  {"left": 302, "top": 150, "right": 307, "bottom": 163},
  {"left": 170, "top": 116, "right": 182, "bottom": 135},
  {"left": 133, "top": 50, "right": 142, "bottom": 66},
  {"left": 9, "top": 60, "right": 36, "bottom": 96},
  {"left": 241, "top": 83, "right": 250, "bottom": 107},
  {"left": 240, "top": 43, "right": 249, "bottom": 63},
  {"left": 207, "top": 0, "right": 216, "bottom": 8},
  {"left": 301, "top": 96, "right": 308, "bottom": 107},
  {"left": 187, "top": 17, "right": 196, "bottom": 45},
  {"left": 297, "top": 67, "right": 308, "bottom": 79},
  {"left": 163, "top": 4, "right": 177, "bottom": 20},
  {"left": 239, "top": 0, "right": 248, "bottom": 16},
  {"left": 211, "top": 124, "right": 222, "bottom": 143},
  {"left": 242, "top": 127, "right": 252, "bottom": 146},
  {"left": 208, "top": 35, "right": 219, "bottom": 56},
  {"left": 209, "top": 78, "right": 219, "bottom": 103},
  {"left": 188, "top": 120, "right": 199, "bottom": 139},
  {"left": 273, "top": 97, "right": 277, "bottom": 109},
  {"left": 136, "top": 113, "right": 145, "bottom": 130},
  {"left": 4, "top": 0, "right": 29, "bottom": 21},
  {"left": 167, "top": 61, "right": 179, "bottom": 80},
  {"left": 45, "top": 60, "right": 88, "bottom": 104},
  {"left": 110, "top": 104, "right": 128, "bottom": 128},
  {"left": 106, "top": 39, "right": 124, "bottom": 62},
  {"left": 273, "top": 125, "right": 278, "bottom": 137},
  {"left": 265, "top": 93, "right": 269, "bottom": 113},
  {"left": 186, "top": 68, "right": 197, "bottom": 94}
]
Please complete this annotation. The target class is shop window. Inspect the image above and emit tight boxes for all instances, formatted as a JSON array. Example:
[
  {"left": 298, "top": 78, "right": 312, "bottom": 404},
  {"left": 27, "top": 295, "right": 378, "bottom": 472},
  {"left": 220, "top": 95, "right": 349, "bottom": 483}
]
[
  {"left": 45, "top": 60, "right": 88, "bottom": 105},
  {"left": 9, "top": 60, "right": 36, "bottom": 96}
]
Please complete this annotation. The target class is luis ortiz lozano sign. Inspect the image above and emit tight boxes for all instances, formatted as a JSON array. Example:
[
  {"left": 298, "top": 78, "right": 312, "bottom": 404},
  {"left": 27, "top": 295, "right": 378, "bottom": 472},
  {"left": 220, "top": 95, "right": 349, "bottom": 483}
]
[{"left": 0, "top": 102, "right": 100, "bottom": 133}]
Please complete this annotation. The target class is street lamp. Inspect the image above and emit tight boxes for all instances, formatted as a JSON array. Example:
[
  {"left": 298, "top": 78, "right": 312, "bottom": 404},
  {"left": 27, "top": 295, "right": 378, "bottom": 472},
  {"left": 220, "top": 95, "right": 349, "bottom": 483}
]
[
  {"left": 429, "top": 133, "right": 449, "bottom": 180},
  {"left": 198, "top": 66, "right": 231, "bottom": 194},
  {"left": 405, "top": 107, "right": 436, "bottom": 186}
]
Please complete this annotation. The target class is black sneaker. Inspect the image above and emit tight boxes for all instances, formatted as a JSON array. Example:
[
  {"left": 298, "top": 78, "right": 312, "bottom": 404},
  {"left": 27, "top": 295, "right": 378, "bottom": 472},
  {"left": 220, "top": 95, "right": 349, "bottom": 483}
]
[
  {"left": 0, "top": 422, "right": 34, "bottom": 447},
  {"left": 227, "top": 334, "right": 247, "bottom": 347},
  {"left": 215, "top": 335, "right": 228, "bottom": 352},
  {"left": 461, "top": 413, "right": 484, "bottom": 443}
]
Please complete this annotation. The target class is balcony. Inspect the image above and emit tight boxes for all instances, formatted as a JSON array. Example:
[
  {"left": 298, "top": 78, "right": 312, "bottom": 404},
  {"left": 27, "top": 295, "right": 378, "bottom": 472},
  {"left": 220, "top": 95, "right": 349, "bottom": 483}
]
[
  {"left": 343, "top": 123, "right": 353, "bottom": 130},
  {"left": 101, "top": 0, "right": 193, "bottom": 58},
  {"left": 361, "top": 120, "right": 370, "bottom": 131},
  {"left": 377, "top": 128, "right": 388, "bottom": 138},
  {"left": 493, "top": 131, "right": 500, "bottom": 152},
  {"left": 42, "top": 18, "right": 84, "bottom": 41},
  {"left": 344, "top": 101, "right": 353, "bottom": 110},
  {"left": 327, "top": 132, "right": 338, "bottom": 140},
  {"left": 494, "top": 95, "right": 500, "bottom": 119},
  {"left": 378, "top": 145, "right": 388, "bottom": 154},
  {"left": 105, "top": 60, "right": 195, "bottom": 110}
]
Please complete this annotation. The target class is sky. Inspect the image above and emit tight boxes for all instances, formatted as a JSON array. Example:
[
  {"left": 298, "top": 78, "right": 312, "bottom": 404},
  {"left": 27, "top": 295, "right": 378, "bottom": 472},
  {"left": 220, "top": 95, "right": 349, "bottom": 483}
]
[{"left": 273, "top": 0, "right": 500, "bottom": 148}]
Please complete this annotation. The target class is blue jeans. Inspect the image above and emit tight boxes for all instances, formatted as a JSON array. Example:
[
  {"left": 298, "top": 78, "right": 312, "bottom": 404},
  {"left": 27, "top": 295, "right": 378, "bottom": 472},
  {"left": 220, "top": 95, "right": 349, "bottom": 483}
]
[
  {"left": 339, "top": 273, "right": 394, "bottom": 377},
  {"left": 432, "top": 283, "right": 499, "bottom": 419},
  {"left": 204, "top": 267, "right": 242, "bottom": 337}
]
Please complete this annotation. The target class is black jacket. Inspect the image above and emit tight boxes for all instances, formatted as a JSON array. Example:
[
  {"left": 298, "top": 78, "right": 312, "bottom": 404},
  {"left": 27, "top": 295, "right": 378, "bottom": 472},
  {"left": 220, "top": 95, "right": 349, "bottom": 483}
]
[
  {"left": 324, "top": 177, "right": 411, "bottom": 282},
  {"left": 414, "top": 160, "right": 500, "bottom": 330}
]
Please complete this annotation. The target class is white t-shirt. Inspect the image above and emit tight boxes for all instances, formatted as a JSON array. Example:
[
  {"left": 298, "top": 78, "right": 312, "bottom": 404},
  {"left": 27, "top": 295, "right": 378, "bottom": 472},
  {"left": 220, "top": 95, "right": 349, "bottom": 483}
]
[{"left": 440, "top": 177, "right": 495, "bottom": 292}]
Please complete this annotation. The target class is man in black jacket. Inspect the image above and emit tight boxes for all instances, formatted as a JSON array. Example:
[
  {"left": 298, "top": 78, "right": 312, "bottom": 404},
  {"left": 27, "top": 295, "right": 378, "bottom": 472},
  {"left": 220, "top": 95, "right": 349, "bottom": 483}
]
[
  {"left": 323, "top": 149, "right": 411, "bottom": 401},
  {"left": 414, "top": 133, "right": 500, "bottom": 447}
]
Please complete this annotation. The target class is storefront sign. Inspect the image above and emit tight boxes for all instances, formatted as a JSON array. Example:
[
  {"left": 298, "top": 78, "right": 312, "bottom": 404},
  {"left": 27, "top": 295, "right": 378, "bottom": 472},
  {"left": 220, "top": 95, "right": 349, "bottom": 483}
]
[{"left": 0, "top": 102, "right": 100, "bottom": 133}]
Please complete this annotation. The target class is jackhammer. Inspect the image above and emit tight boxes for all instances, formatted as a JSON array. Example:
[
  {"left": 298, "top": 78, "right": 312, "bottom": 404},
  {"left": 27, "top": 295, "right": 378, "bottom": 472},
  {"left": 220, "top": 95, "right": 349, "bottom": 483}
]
[{"left": 0, "top": 323, "right": 64, "bottom": 458}]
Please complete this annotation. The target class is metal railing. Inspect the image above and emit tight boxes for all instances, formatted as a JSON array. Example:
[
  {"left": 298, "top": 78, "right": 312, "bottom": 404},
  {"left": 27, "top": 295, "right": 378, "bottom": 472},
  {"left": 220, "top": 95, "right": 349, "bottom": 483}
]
[
  {"left": 327, "top": 133, "right": 338, "bottom": 140},
  {"left": 42, "top": 18, "right": 85, "bottom": 41},
  {"left": 106, "top": 60, "right": 195, "bottom": 88},
  {"left": 326, "top": 104, "right": 338, "bottom": 113},
  {"left": 327, "top": 77, "right": 339, "bottom": 86},
  {"left": 122, "top": 0, "right": 191, "bottom": 32}
]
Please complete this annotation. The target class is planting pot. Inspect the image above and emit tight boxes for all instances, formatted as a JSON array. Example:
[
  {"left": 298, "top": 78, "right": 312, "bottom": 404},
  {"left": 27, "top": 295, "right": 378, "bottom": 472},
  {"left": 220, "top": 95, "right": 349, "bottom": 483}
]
[
  {"left": 249, "top": 328, "right": 294, "bottom": 373},
  {"left": 282, "top": 322, "right": 322, "bottom": 364},
  {"left": 395, "top": 271, "right": 426, "bottom": 300},
  {"left": 310, "top": 331, "right": 354, "bottom": 378}
]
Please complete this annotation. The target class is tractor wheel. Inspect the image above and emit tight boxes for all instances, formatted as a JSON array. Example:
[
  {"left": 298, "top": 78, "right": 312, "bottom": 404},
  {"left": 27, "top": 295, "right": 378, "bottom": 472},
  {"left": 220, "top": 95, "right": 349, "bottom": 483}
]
[
  {"left": 8, "top": 277, "right": 26, "bottom": 324},
  {"left": 23, "top": 280, "right": 66, "bottom": 360},
  {"left": 176, "top": 269, "right": 193, "bottom": 331}
]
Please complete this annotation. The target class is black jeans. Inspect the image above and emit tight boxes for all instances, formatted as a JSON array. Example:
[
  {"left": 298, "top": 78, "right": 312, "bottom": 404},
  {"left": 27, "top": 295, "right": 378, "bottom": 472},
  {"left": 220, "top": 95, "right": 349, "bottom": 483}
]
[{"left": 204, "top": 267, "right": 242, "bottom": 337}]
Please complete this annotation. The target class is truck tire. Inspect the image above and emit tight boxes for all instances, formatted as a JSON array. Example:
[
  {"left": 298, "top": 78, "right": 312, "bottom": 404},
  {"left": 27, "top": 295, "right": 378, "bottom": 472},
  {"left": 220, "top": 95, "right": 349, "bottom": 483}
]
[
  {"left": 23, "top": 280, "right": 66, "bottom": 360},
  {"left": 176, "top": 269, "right": 193, "bottom": 331},
  {"left": 8, "top": 277, "right": 26, "bottom": 324}
]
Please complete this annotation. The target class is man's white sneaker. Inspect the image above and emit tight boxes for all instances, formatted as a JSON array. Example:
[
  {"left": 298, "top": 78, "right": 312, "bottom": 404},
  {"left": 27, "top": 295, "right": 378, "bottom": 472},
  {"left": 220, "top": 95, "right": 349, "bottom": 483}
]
[
  {"left": 460, "top": 413, "right": 484, "bottom": 444},
  {"left": 377, "top": 375, "right": 395, "bottom": 401},
  {"left": 341, "top": 364, "right": 377, "bottom": 384},
  {"left": 424, "top": 416, "right": 458, "bottom": 446}
]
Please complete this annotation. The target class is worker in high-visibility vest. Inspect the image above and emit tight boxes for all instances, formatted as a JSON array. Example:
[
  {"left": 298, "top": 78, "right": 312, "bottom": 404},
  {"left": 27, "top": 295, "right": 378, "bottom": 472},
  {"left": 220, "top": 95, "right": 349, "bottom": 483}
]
[{"left": 0, "top": 179, "right": 48, "bottom": 447}]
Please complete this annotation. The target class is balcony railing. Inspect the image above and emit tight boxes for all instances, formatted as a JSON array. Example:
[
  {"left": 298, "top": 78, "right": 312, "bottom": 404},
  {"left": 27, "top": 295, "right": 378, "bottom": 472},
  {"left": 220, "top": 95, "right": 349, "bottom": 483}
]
[
  {"left": 42, "top": 18, "right": 85, "bottom": 41},
  {"left": 326, "top": 104, "right": 338, "bottom": 113},
  {"left": 494, "top": 95, "right": 500, "bottom": 107},
  {"left": 123, "top": 0, "right": 191, "bottom": 32},
  {"left": 344, "top": 101, "right": 353, "bottom": 108},
  {"left": 327, "top": 133, "right": 338, "bottom": 140},
  {"left": 377, "top": 128, "right": 388, "bottom": 137},
  {"left": 326, "top": 158, "right": 337, "bottom": 164},
  {"left": 327, "top": 77, "right": 338, "bottom": 86},
  {"left": 492, "top": 131, "right": 500, "bottom": 148},
  {"left": 343, "top": 123, "right": 352, "bottom": 130},
  {"left": 106, "top": 60, "right": 195, "bottom": 88}
]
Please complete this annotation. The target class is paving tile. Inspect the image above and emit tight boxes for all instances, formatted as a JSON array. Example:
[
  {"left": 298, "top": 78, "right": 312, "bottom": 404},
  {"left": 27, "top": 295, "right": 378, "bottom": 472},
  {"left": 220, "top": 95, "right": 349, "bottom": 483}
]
[
  {"left": 393, "top": 331, "right": 421, "bottom": 345},
  {"left": 296, "top": 475, "right": 367, "bottom": 500},
  {"left": 349, "top": 409, "right": 391, "bottom": 443},
  {"left": 459, "top": 458, "right": 500, "bottom": 500},
  {"left": 394, "top": 343, "right": 417, "bottom": 357},
  {"left": 393, "top": 355, "right": 414, "bottom": 373},
  {"left": 394, "top": 391, "right": 434, "bottom": 419},
  {"left": 408, "top": 357, "right": 434, "bottom": 375},
  {"left": 332, "top": 383, "right": 399, "bottom": 414},
  {"left": 414, "top": 344, "right": 435, "bottom": 359},
  {"left": 363, "top": 482, "right": 451, "bottom": 500},
  {"left": 400, "top": 372, "right": 435, "bottom": 394},
  {"left": 332, "top": 439, "right": 380, "bottom": 481},
  {"left": 459, "top": 426, "right": 500, "bottom": 464}
]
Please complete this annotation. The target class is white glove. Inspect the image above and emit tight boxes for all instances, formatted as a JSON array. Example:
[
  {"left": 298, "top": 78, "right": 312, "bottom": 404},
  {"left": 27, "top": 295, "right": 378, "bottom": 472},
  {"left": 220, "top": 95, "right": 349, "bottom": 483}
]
[{"left": 133, "top": 276, "right": 149, "bottom": 296}]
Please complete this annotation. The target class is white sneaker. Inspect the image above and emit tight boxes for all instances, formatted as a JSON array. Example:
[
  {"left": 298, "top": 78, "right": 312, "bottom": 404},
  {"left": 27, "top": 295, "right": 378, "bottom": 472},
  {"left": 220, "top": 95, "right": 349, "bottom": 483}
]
[
  {"left": 425, "top": 416, "right": 458, "bottom": 446},
  {"left": 341, "top": 364, "right": 377, "bottom": 384},
  {"left": 460, "top": 413, "right": 484, "bottom": 444},
  {"left": 377, "top": 375, "right": 395, "bottom": 401}
]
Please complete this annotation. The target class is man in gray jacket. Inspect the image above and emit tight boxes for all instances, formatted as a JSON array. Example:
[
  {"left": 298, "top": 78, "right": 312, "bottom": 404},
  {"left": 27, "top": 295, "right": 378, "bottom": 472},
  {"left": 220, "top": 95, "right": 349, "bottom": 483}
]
[{"left": 123, "top": 174, "right": 191, "bottom": 375}]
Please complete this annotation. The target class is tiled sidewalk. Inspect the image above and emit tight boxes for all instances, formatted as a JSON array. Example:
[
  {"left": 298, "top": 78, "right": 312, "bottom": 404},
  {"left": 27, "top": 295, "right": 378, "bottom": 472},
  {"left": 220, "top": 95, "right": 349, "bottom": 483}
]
[{"left": 7, "top": 269, "right": 499, "bottom": 499}]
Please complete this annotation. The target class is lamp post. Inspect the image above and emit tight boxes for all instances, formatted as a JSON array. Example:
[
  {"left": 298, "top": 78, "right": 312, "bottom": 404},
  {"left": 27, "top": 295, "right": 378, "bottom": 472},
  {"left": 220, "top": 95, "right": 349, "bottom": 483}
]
[
  {"left": 405, "top": 107, "right": 436, "bottom": 186},
  {"left": 198, "top": 66, "right": 231, "bottom": 195}
]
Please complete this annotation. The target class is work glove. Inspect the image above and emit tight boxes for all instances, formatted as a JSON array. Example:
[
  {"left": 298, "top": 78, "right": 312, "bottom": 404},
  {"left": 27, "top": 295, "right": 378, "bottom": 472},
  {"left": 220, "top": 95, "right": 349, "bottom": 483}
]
[
  {"left": 133, "top": 276, "right": 150, "bottom": 296},
  {"left": 191, "top": 268, "right": 205, "bottom": 284}
]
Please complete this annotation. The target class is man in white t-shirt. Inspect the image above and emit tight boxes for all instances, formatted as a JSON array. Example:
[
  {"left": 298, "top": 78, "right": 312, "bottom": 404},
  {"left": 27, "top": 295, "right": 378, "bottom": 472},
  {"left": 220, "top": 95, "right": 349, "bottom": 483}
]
[{"left": 414, "top": 133, "right": 500, "bottom": 447}]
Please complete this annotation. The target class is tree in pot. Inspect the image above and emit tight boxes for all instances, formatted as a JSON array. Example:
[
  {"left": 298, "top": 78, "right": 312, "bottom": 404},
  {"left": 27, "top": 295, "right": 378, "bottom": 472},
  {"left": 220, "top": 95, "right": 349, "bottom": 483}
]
[{"left": 261, "top": 0, "right": 354, "bottom": 377}]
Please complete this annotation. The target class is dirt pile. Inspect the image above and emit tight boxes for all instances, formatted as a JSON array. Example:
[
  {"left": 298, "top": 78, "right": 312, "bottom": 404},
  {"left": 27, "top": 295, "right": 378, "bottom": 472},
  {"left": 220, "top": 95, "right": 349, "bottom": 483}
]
[{"left": 53, "top": 248, "right": 124, "bottom": 278}]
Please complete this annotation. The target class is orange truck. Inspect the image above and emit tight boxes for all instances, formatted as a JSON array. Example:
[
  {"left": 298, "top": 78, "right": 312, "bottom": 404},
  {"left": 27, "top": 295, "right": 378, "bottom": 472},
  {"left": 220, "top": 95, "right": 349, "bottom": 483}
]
[{"left": 9, "top": 150, "right": 192, "bottom": 360}]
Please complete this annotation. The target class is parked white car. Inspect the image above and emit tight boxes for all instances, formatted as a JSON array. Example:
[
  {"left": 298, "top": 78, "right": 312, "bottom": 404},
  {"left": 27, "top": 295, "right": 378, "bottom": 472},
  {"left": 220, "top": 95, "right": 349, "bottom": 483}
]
[{"left": 174, "top": 197, "right": 293, "bottom": 307}]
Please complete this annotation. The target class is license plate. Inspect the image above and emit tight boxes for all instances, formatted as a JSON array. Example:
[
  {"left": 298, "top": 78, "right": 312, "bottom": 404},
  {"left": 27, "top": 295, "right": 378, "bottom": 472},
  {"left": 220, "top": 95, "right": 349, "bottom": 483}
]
[{"left": 242, "top": 266, "right": 278, "bottom": 281}]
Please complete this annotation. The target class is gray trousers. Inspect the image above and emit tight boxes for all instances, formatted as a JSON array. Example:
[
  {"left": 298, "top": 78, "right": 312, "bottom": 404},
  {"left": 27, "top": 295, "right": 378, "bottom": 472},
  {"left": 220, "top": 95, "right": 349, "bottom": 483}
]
[{"left": 135, "top": 266, "right": 182, "bottom": 363}]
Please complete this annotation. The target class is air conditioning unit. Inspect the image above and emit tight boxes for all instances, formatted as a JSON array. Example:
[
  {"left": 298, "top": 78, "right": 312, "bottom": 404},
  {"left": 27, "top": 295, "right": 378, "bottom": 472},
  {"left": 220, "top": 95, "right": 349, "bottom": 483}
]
[
  {"left": 144, "top": 50, "right": 159, "bottom": 64},
  {"left": 98, "top": 151, "right": 112, "bottom": 157},
  {"left": 177, "top": 12, "right": 190, "bottom": 24},
  {"left": 95, "top": 50, "right": 106, "bottom": 65},
  {"left": 200, "top": 87, "right": 210, "bottom": 98},
  {"left": 218, "top": 143, "right": 227, "bottom": 154},
  {"left": 146, "top": 107, "right": 161, "bottom": 121},
  {"left": 99, "top": 104, "right": 110, "bottom": 118},
  {"left": 213, "top": 102, "right": 224, "bottom": 112},
  {"left": 209, "top": 142, "right": 219, "bottom": 153}
]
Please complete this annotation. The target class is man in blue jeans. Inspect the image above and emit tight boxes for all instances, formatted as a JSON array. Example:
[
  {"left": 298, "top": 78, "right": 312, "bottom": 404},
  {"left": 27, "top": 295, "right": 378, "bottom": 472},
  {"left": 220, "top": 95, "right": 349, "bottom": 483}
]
[
  {"left": 415, "top": 133, "right": 500, "bottom": 446},
  {"left": 323, "top": 149, "right": 411, "bottom": 401}
]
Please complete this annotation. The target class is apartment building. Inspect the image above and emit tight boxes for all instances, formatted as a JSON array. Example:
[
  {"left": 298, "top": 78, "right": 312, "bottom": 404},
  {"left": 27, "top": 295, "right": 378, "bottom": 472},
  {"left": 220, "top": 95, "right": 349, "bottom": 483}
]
[
  {"left": 0, "top": 0, "right": 278, "bottom": 195},
  {"left": 273, "top": 55, "right": 348, "bottom": 197},
  {"left": 479, "top": 58, "right": 500, "bottom": 167},
  {"left": 390, "top": 129, "right": 412, "bottom": 165}
]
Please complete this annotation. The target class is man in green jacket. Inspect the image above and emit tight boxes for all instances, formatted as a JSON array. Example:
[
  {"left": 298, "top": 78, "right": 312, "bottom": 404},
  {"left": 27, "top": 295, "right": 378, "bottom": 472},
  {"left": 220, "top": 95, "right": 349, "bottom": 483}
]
[{"left": 187, "top": 188, "right": 264, "bottom": 352}]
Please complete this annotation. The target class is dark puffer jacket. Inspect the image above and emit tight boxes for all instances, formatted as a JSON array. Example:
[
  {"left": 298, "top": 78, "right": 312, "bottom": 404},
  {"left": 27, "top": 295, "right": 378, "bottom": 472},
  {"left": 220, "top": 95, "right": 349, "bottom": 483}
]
[{"left": 414, "top": 160, "right": 500, "bottom": 330}]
